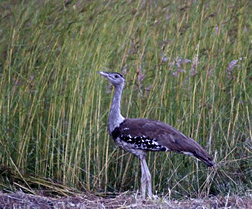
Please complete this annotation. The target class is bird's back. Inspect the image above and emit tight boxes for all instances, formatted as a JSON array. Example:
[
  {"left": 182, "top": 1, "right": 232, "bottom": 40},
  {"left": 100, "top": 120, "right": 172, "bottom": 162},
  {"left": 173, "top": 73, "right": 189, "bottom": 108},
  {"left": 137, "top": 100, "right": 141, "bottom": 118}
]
[{"left": 112, "top": 118, "right": 215, "bottom": 167}]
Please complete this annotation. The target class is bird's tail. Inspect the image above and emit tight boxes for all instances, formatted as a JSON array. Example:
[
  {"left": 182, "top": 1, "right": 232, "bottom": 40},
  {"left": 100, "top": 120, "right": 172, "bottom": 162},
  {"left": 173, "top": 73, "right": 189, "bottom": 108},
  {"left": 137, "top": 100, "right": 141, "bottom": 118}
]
[{"left": 181, "top": 145, "right": 215, "bottom": 167}]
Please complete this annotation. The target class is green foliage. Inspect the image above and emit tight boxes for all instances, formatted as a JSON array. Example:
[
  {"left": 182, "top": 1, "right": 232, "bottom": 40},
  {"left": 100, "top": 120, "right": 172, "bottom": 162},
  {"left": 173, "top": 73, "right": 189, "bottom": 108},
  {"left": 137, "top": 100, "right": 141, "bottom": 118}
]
[{"left": 0, "top": 0, "right": 251, "bottom": 198}]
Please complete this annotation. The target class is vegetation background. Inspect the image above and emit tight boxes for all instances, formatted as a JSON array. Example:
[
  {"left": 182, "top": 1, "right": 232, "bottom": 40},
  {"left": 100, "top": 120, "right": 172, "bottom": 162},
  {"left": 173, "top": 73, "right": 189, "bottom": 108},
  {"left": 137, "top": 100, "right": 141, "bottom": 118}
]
[{"left": 0, "top": 0, "right": 251, "bottom": 201}]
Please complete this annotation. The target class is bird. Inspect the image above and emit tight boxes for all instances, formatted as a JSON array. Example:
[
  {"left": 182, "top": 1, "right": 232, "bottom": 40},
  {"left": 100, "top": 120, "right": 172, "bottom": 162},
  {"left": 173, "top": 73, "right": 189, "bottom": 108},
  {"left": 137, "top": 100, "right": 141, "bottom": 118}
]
[{"left": 98, "top": 71, "right": 215, "bottom": 199}]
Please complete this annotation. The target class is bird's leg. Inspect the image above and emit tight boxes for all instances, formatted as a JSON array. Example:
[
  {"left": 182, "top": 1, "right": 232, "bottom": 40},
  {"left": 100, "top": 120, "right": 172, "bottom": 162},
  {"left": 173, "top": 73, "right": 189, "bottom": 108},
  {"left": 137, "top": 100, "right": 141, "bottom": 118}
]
[
  {"left": 140, "top": 158, "right": 147, "bottom": 199},
  {"left": 140, "top": 156, "right": 152, "bottom": 199},
  {"left": 142, "top": 158, "right": 152, "bottom": 198}
]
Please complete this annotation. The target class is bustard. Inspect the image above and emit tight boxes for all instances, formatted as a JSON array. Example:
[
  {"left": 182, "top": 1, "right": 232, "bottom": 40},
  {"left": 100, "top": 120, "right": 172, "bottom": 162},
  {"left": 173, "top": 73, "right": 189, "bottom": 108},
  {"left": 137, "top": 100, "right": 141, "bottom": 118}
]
[{"left": 98, "top": 71, "right": 215, "bottom": 199}]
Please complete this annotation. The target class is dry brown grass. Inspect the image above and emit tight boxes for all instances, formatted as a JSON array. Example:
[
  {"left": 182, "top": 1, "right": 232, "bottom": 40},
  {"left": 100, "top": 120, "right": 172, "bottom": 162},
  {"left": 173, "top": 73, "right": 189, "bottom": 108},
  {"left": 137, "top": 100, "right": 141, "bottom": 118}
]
[{"left": 1, "top": 191, "right": 252, "bottom": 209}]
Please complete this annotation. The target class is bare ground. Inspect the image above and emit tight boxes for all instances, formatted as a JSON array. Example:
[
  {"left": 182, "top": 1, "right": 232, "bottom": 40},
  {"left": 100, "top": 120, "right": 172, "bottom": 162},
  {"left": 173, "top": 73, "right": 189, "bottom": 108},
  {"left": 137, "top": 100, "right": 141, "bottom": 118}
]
[{"left": 1, "top": 191, "right": 252, "bottom": 209}]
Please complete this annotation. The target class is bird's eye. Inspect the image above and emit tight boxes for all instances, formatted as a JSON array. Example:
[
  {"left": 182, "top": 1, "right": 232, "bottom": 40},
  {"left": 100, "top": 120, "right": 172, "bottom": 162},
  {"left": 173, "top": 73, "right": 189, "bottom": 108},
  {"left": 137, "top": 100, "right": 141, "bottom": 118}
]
[{"left": 115, "top": 75, "right": 119, "bottom": 78}]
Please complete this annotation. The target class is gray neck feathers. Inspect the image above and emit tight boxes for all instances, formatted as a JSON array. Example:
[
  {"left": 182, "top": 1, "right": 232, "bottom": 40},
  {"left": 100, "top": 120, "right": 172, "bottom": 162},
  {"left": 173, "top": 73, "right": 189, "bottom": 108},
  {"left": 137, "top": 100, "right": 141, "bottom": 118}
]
[{"left": 108, "top": 83, "right": 125, "bottom": 135}]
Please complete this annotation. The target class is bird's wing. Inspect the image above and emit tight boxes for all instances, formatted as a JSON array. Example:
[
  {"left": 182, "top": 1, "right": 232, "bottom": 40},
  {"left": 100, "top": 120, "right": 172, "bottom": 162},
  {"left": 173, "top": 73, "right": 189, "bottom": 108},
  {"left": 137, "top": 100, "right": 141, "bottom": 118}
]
[{"left": 118, "top": 118, "right": 215, "bottom": 167}]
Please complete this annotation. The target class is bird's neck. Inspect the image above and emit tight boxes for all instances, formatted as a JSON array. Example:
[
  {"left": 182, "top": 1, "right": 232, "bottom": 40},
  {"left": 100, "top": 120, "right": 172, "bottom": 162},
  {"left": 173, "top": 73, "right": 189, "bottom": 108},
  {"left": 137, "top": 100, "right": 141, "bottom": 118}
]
[{"left": 108, "top": 84, "right": 125, "bottom": 135}]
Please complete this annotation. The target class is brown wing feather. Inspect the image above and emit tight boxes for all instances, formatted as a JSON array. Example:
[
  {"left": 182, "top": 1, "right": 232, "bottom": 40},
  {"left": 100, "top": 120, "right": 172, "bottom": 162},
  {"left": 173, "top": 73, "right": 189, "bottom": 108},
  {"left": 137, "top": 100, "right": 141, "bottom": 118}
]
[{"left": 119, "top": 118, "right": 215, "bottom": 167}]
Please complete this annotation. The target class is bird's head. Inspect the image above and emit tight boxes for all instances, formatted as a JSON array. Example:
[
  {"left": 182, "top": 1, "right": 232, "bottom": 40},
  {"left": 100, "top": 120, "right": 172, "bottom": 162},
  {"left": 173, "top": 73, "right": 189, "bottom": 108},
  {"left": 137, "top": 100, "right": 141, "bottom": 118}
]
[{"left": 98, "top": 71, "right": 125, "bottom": 87}]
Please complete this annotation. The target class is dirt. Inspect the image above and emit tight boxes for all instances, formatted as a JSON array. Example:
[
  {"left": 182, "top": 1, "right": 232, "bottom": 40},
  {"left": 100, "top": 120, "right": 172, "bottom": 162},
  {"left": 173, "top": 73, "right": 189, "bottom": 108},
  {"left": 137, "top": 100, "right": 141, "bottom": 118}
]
[{"left": 1, "top": 191, "right": 252, "bottom": 209}]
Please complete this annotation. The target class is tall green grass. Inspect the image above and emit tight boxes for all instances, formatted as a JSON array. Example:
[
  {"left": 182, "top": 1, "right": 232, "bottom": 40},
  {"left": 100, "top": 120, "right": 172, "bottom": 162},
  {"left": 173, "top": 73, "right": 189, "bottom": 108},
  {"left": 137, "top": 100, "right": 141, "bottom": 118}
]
[{"left": 0, "top": 0, "right": 251, "bottom": 198}]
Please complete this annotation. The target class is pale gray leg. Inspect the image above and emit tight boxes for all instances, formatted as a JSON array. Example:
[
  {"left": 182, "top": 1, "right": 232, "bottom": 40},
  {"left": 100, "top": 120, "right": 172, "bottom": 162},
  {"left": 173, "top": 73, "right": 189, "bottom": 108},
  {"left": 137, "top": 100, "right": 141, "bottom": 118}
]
[
  {"left": 142, "top": 158, "right": 152, "bottom": 198},
  {"left": 140, "top": 159, "right": 147, "bottom": 199},
  {"left": 140, "top": 157, "right": 152, "bottom": 199}
]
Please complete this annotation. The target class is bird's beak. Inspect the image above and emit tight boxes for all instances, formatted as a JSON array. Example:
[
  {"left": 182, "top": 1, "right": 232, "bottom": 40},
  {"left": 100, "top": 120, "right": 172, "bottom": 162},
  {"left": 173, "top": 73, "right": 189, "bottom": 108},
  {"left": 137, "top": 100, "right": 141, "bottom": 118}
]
[{"left": 98, "top": 71, "right": 108, "bottom": 78}]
